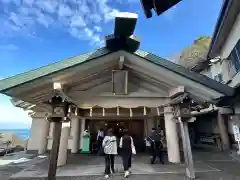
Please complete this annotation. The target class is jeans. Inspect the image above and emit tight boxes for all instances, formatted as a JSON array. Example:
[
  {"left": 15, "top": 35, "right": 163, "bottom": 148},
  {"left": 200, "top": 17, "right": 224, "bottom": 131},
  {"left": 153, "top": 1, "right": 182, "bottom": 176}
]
[{"left": 105, "top": 154, "right": 115, "bottom": 175}]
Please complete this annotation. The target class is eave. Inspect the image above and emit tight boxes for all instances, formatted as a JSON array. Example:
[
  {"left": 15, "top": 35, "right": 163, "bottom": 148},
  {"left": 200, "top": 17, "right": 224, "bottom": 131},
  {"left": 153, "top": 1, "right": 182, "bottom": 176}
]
[{"left": 207, "top": 0, "right": 240, "bottom": 59}]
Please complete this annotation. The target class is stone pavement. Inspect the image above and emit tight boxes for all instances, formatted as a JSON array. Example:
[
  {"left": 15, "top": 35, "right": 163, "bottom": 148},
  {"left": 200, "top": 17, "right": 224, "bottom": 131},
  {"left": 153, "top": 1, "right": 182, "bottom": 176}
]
[
  {"left": 0, "top": 150, "right": 238, "bottom": 180},
  {"left": 0, "top": 152, "right": 46, "bottom": 180},
  {"left": 6, "top": 151, "right": 240, "bottom": 180}
]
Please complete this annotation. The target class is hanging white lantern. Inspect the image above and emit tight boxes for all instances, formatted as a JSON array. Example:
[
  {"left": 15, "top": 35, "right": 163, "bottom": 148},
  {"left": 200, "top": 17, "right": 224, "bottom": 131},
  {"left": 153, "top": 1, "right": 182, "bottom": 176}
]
[
  {"left": 117, "top": 106, "right": 120, "bottom": 116},
  {"left": 75, "top": 107, "right": 78, "bottom": 116},
  {"left": 143, "top": 106, "right": 146, "bottom": 116},
  {"left": 130, "top": 108, "right": 133, "bottom": 117},
  {"left": 90, "top": 108, "right": 92, "bottom": 117},
  {"left": 68, "top": 105, "right": 71, "bottom": 113},
  {"left": 102, "top": 108, "right": 105, "bottom": 116},
  {"left": 157, "top": 107, "right": 160, "bottom": 116}
]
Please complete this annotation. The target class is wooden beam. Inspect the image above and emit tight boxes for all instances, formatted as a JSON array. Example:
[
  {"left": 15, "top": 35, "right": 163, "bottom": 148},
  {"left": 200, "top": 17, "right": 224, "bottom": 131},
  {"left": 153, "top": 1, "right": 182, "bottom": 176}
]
[
  {"left": 69, "top": 76, "right": 112, "bottom": 93},
  {"left": 126, "top": 66, "right": 174, "bottom": 88},
  {"left": 130, "top": 75, "right": 169, "bottom": 94},
  {"left": 65, "top": 68, "right": 114, "bottom": 90},
  {"left": 169, "top": 86, "right": 185, "bottom": 98},
  {"left": 70, "top": 91, "right": 169, "bottom": 98},
  {"left": 218, "top": 107, "right": 234, "bottom": 115}
]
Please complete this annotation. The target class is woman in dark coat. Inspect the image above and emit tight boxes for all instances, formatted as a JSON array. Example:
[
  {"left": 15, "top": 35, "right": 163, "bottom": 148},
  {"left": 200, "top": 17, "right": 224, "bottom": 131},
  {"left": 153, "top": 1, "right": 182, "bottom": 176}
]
[{"left": 119, "top": 129, "right": 136, "bottom": 178}]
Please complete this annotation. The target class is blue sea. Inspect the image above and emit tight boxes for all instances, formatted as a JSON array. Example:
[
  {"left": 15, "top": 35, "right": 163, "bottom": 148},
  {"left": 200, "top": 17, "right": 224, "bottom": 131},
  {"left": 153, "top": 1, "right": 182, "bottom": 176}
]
[{"left": 0, "top": 129, "right": 30, "bottom": 140}]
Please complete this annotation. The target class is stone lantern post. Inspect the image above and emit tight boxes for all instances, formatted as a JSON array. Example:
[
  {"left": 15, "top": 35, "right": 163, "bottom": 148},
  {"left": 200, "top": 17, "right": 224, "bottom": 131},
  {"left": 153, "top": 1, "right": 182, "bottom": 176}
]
[
  {"left": 46, "top": 95, "right": 71, "bottom": 180},
  {"left": 173, "top": 96, "right": 196, "bottom": 180}
]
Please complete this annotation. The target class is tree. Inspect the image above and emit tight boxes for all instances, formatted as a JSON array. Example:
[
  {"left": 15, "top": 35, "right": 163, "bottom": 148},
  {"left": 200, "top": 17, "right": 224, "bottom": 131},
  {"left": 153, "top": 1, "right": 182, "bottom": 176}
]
[{"left": 176, "top": 36, "right": 211, "bottom": 69}]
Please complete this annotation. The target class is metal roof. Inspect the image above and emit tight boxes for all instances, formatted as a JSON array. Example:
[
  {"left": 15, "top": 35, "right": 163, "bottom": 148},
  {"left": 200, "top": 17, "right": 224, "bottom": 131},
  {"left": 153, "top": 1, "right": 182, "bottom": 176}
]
[{"left": 0, "top": 48, "right": 234, "bottom": 97}]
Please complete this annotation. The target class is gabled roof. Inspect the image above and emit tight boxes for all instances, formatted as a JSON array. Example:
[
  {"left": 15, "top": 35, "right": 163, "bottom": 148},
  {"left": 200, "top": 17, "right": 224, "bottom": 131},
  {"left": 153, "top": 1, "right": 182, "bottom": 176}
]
[{"left": 0, "top": 48, "right": 234, "bottom": 97}]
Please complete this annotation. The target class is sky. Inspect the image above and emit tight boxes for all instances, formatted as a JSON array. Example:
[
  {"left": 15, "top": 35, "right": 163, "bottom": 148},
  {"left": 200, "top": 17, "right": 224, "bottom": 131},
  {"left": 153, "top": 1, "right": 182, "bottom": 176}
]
[{"left": 0, "top": 0, "right": 223, "bottom": 129}]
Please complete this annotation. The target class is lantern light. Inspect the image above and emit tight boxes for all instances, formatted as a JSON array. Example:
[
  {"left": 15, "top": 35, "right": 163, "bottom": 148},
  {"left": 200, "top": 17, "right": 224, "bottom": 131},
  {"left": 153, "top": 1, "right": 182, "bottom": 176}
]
[
  {"left": 143, "top": 106, "right": 146, "bottom": 116},
  {"left": 75, "top": 107, "right": 78, "bottom": 116},
  {"left": 157, "top": 107, "right": 160, "bottom": 116},
  {"left": 102, "top": 108, "right": 105, "bottom": 116},
  {"left": 53, "top": 82, "right": 62, "bottom": 90},
  {"left": 117, "top": 106, "right": 120, "bottom": 116},
  {"left": 90, "top": 108, "right": 93, "bottom": 117},
  {"left": 130, "top": 108, "right": 133, "bottom": 117}
]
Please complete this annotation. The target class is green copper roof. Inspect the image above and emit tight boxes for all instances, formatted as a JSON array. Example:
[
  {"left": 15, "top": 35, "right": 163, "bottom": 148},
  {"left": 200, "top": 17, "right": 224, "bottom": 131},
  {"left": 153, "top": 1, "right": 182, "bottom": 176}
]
[
  {"left": 0, "top": 48, "right": 111, "bottom": 92},
  {"left": 0, "top": 47, "right": 235, "bottom": 97}
]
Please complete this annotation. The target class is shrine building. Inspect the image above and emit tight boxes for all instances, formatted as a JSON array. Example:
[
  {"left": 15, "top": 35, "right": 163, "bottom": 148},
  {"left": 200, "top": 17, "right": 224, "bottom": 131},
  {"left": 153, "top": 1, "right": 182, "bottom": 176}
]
[{"left": 0, "top": 13, "right": 235, "bottom": 166}]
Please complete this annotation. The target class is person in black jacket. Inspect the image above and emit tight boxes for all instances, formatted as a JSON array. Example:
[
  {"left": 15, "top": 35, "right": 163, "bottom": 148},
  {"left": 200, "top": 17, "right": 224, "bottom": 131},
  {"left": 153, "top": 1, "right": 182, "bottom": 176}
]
[
  {"left": 119, "top": 129, "right": 136, "bottom": 178},
  {"left": 147, "top": 128, "right": 164, "bottom": 164}
]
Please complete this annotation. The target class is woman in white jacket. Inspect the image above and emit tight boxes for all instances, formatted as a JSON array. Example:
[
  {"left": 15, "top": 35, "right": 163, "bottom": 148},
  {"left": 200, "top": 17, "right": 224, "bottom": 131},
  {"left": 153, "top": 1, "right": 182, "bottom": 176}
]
[{"left": 102, "top": 128, "right": 118, "bottom": 178}]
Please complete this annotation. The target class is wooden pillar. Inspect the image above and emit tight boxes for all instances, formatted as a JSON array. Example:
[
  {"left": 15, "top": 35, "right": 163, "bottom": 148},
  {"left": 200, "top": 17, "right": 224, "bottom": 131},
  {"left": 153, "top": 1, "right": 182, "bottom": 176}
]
[{"left": 217, "top": 112, "right": 230, "bottom": 150}]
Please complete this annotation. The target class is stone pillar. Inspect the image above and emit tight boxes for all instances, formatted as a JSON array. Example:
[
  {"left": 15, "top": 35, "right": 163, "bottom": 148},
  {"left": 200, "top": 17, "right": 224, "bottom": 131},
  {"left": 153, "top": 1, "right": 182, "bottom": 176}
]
[
  {"left": 217, "top": 112, "right": 230, "bottom": 150},
  {"left": 38, "top": 115, "right": 50, "bottom": 155},
  {"left": 80, "top": 118, "right": 86, "bottom": 149},
  {"left": 71, "top": 117, "right": 80, "bottom": 153},
  {"left": 57, "top": 122, "right": 70, "bottom": 166},
  {"left": 164, "top": 106, "right": 180, "bottom": 163}
]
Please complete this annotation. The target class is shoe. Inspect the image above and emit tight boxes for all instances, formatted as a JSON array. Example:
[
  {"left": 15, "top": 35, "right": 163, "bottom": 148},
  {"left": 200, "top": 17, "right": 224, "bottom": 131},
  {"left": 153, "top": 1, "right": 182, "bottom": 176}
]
[
  {"left": 124, "top": 170, "right": 130, "bottom": 178},
  {"left": 128, "top": 168, "right": 132, "bottom": 173},
  {"left": 104, "top": 174, "right": 109, "bottom": 179},
  {"left": 111, "top": 169, "right": 115, "bottom": 173}
]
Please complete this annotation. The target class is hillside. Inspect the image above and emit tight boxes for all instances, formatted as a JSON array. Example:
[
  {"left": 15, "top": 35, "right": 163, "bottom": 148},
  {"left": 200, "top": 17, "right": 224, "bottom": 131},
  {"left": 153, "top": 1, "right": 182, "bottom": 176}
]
[{"left": 176, "top": 36, "right": 211, "bottom": 68}]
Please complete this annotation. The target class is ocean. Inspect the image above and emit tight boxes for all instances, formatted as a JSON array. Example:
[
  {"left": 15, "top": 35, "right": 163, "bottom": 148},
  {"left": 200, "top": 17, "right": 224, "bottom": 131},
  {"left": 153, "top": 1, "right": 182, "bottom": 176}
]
[{"left": 0, "top": 129, "right": 30, "bottom": 140}]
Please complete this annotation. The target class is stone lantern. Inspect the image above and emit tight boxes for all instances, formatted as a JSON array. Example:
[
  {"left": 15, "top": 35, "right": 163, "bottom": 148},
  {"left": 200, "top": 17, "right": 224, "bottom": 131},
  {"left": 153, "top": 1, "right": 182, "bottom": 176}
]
[
  {"left": 46, "top": 95, "right": 71, "bottom": 180},
  {"left": 172, "top": 96, "right": 195, "bottom": 180}
]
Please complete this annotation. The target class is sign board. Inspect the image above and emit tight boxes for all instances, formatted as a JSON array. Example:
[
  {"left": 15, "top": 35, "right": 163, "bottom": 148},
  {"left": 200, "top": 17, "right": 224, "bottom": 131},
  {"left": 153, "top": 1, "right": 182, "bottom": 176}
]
[
  {"left": 234, "top": 133, "right": 240, "bottom": 142},
  {"left": 233, "top": 124, "right": 240, "bottom": 134},
  {"left": 232, "top": 124, "right": 240, "bottom": 142}
]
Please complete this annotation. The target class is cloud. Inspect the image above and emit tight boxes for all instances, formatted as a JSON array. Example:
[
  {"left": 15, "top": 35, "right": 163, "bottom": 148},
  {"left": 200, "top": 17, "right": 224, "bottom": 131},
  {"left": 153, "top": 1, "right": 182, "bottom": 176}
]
[
  {"left": 0, "top": 44, "right": 19, "bottom": 51},
  {"left": 94, "top": 26, "right": 102, "bottom": 32},
  {"left": 0, "top": 95, "right": 31, "bottom": 129},
  {"left": 36, "top": 0, "right": 59, "bottom": 14},
  {"left": 70, "top": 14, "right": 86, "bottom": 28},
  {"left": 58, "top": 4, "right": 73, "bottom": 17},
  {"left": 0, "top": 0, "right": 122, "bottom": 46}
]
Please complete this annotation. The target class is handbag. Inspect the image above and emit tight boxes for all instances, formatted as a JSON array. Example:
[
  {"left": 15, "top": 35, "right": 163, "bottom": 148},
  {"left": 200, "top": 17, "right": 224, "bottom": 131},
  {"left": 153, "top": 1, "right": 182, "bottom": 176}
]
[
  {"left": 131, "top": 145, "right": 136, "bottom": 155},
  {"left": 131, "top": 137, "right": 136, "bottom": 155}
]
